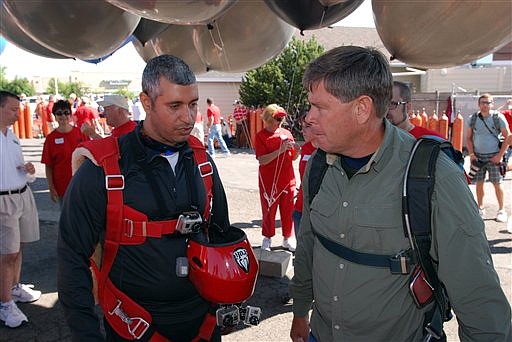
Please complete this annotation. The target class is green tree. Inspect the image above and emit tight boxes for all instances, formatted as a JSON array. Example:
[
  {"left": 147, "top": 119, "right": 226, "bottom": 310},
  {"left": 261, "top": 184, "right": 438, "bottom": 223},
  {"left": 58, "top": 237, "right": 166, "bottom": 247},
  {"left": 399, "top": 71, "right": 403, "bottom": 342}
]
[
  {"left": 0, "top": 76, "right": 35, "bottom": 96},
  {"left": 115, "top": 88, "right": 135, "bottom": 100},
  {"left": 0, "top": 66, "right": 7, "bottom": 89},
  {"left": 46, "top": 78, "right": 83, "bottom": 98},
  {"left": 238, "top": 37, "right": 324, "bottom": 139}
]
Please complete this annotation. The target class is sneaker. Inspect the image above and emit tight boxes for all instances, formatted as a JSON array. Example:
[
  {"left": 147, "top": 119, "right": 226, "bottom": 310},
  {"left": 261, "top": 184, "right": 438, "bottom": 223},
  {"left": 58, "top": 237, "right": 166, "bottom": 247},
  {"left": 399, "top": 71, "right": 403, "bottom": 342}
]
[
  {"left": 507, "top": 217, "right": 512, "bottom": 233},
  {"left": 12, "top": 283, "right": 41, "bottom": 303},
  {"left": 478, "top": 207, "right": 485, "bottom": 218},
  {"left": 282, "top": 238, "right": 296, "bottom": 252},
  {"left": 261, "top": 237, "right": 271, "bottom": 251},
  {"left": 0, "top": 302, "right": 28, "bottom": 328},
  {"left": 496, "top": 210, "right": 508, "bottom": 223}
]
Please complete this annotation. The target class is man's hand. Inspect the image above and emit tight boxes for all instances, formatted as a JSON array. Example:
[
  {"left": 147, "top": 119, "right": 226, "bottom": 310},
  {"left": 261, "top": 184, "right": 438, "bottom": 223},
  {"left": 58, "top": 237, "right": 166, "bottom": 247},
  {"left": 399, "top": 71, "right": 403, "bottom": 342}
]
[
  {"left": 81, "top": 122, "right": 101, "bottom": 140},
  {"left": 49, "top": 187, "right": 59, "bottom": 203},
  {"left": 290, "top": 315, "right": 310, "bottom": 342}
]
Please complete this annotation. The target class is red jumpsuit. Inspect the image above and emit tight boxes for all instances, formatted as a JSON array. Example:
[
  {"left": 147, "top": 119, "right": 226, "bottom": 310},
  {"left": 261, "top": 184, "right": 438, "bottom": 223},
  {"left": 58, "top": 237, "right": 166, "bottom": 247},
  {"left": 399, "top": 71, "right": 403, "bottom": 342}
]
[{"left": 255, "top": 127, "right": 296, "bottom": 239}]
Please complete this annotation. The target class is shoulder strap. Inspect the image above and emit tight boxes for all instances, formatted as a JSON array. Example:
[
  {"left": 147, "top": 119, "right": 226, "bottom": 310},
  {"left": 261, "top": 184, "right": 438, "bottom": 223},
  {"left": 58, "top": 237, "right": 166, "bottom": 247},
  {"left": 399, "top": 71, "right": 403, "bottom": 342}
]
[
  {"left": 308, "top": 149, "right": 328, "bottom": 205},
  {"left": 469, "top": 112, "right": 478, "bottom": 130},
  {"left": 403, "top": 138, "right": 453, "bottom": 326},
  {"left": 492, "top": 112, "right": 501, "bottom": 132}
]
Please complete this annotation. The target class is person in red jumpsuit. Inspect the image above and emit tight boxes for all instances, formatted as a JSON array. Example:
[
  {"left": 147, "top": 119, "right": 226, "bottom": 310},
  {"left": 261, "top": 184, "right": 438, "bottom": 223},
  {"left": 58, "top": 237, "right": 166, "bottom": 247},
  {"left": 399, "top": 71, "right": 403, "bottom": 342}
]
[{"left": 255, "top": 104, "right": 299, "bottom": 252}]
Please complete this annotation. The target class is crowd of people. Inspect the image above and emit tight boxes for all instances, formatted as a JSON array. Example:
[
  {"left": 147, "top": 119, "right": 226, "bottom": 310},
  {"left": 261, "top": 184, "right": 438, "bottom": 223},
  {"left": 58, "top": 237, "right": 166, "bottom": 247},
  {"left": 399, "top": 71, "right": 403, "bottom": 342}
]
[{"left": 1, "top": 49, "right": 511, "bottom": 341}]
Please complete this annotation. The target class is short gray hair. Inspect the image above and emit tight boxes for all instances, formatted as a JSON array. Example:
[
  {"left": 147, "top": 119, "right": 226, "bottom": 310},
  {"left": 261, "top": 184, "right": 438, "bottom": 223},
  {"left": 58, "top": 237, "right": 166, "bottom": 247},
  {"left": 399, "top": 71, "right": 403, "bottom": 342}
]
[
  {"left": 142, "top": 55, "right": 196, "bottom": 103},
  {"left": 393, "top": 81, "right": 411, "bottom": 102},
  {"left": 303, "top": 46, "right": 392, "bottom": 118}
]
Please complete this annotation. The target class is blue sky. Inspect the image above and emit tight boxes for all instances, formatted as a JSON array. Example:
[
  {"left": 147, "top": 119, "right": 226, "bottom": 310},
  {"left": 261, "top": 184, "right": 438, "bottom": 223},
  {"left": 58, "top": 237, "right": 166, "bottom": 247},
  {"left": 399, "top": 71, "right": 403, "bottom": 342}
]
[{"left": 0, "top": 0, "right": 374, "bottom": 80}]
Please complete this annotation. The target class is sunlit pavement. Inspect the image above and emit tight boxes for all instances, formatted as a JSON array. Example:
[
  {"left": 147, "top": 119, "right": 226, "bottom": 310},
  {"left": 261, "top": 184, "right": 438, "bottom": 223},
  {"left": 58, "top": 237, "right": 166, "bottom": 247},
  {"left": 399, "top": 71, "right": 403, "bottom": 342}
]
[{"left": 0, "top": 139, "right": 509, "bottom": 342}]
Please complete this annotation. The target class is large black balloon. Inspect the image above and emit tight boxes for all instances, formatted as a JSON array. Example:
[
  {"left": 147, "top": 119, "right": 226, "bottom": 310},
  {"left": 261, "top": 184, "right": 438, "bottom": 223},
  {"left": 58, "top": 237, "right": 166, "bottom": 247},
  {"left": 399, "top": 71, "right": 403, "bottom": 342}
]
[
  {"left": 264, "top": 0, "right": 364, "bottom": 32},
  {"left": 0, "top": 3, "right": 69, "bottom": 59},
  {"left": 133, "top": 19, "right": 170, "bottom": 45}
]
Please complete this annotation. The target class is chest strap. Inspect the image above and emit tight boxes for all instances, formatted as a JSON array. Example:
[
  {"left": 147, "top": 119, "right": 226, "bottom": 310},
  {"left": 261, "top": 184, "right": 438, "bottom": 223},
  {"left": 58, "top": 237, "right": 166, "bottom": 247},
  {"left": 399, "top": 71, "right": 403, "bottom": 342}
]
[{"left": 313, "top": 228, "right": 413, "bottom": 275}]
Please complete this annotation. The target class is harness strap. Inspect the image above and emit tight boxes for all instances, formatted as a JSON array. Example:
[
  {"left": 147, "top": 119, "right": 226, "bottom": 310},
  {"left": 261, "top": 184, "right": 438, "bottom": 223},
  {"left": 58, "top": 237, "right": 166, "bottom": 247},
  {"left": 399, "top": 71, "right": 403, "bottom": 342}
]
[
  {"left": 193, "top": 308, "right": 218, "bottom": 342},
  {"left": 314, "top": 229, "right": 413, "bottom": 274}
]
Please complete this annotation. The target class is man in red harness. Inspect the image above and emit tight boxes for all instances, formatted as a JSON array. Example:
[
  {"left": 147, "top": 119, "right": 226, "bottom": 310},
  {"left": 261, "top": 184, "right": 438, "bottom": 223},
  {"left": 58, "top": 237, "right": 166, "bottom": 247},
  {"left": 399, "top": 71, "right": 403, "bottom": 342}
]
[{"left": 57, "top": 55, "right": 232, "bottom": 341}]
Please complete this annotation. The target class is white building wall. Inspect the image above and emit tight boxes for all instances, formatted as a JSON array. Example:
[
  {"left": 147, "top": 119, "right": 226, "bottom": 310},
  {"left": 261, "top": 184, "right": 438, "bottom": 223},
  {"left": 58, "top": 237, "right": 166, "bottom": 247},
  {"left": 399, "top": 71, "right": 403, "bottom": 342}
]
[{"left": 421, "top": 66, "right": 512, "bottom": 93}]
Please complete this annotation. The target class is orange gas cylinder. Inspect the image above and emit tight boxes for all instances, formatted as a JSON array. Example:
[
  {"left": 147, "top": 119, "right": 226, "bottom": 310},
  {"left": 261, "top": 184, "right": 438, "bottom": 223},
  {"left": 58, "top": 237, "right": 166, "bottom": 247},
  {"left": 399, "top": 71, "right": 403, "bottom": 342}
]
[
  {"left": 409, "top": 111, "right": 423, "bottom": 127},
  {"left": 248, "top": 110, "right": 257, "bottom": 149},
  {"left": 24, "top": 102, "right": 33, "bottom": 138},
  {"left": 13, "top": 120, "right": 19, "bottom": 138},
  {"left": 17, "top": 106, "right": 26, "bottom": 139},
  {"left": 420, "top": 108, "right": 428, "bottom": 128},
  {"left": 427, "top": 110, "right": 439, "bottom": 133},
  {"left": 410, "top": 112, "right": 421, "bottom": 126},
  {"left": 438, "top": 111, "right": 449, "bottom": 139},
  {"left": 451, "top": 110, "right": 464, "bottom": 152}
]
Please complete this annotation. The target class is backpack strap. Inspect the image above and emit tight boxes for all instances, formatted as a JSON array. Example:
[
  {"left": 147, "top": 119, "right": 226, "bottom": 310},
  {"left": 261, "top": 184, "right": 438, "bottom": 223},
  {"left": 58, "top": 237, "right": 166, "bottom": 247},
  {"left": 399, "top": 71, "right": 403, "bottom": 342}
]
[
  {"left": 403, "top": 138, "right": 453, "bottom": 338},
  {"left": 469, "top": 112, "right": 478, "bottom": 130},
  {"left": 308, "top": 149, "right": 328, "bottom": 205}
]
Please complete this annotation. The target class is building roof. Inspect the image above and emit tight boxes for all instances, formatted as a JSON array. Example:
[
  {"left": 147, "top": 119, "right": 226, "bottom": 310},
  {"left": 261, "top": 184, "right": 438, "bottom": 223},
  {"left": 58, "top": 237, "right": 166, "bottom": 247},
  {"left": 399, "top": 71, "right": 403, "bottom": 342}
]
[{"left": 296, "top": 26, "right": 391, "bottom": 59}]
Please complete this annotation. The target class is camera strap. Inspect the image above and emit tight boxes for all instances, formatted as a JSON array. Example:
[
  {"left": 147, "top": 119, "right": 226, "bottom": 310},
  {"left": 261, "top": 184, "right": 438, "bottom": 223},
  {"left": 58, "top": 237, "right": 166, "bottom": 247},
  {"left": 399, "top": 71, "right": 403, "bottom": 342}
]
[{"left": 477, "top": 113, "right": 503, "bottom": 146}]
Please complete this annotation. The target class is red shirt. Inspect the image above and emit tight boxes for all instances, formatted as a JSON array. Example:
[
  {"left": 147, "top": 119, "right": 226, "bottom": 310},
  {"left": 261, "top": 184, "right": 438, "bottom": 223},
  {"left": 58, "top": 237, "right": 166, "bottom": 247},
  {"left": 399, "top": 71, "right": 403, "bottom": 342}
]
[
  {"left": 233, "top": 105, "right": 248, "bottom": 122},
  {"left": 501, "top": 110, "right": 512, "bottom": 130},
  {"left": 111, "top": 120, "right": 137, "bottom": 138},
  {"left": 41, "top": 127, "right": 88, "bottom": 196},
  {"left": 255, "top": 128, "right": 296, "bottom": 196},
  {"left": 294, "top": 141, "right": 316, "bottom": 212},
  {"left": 75, "top": 105, "right": 98, "bottom": 128},
  {"left": 207, "top": 104, "right": 222, "bottom": 125},
  {"left": 409, "top": 125, "right": 445, "bottom": 139}
]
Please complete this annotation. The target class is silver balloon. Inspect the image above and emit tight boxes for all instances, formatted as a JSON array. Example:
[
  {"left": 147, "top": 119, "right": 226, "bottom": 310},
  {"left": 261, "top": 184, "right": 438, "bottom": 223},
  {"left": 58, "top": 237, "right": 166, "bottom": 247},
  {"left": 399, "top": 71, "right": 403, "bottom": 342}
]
[
  {"left": 373, "top": 0, "right": 512, "bottom": 68},
  {"left": 106, "top": 0, "right": 237, "bottom": 25},
  {"left": 318, "top": 0, "right": 348, "bottom": 6},
  {"left": 0, "top": 3, "right": 69, "bottom": 59},
  {"left": 193, "top": 1, "right": 295, "bottom": 72},
  {"left": 149, "top": 25, "right": 208, "bottom": 75},
  {"left": 132, "top": 40, "right": 158, "bottom": 63},
  {"left": 3, "top": 1, "right": 140, "bottom": 60}
]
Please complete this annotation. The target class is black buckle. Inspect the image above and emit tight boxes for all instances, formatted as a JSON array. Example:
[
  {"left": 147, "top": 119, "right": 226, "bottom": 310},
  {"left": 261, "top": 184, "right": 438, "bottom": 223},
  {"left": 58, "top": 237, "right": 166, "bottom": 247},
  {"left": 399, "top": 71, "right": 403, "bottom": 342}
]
[{"left": 389, "top": 250, "right": 413, "bottom": 274}]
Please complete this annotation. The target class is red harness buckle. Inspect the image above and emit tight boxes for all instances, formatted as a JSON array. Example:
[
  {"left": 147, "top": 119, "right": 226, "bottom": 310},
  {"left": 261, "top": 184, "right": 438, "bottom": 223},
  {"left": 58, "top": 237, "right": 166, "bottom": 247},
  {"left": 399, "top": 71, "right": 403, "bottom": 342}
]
[
  {"left": 108, "top": 299, "right": 150, "bottom": 340},
  {"left": 197, "top": 161, "right": 213, "bottom": 177},
  {"left": 106, "top": 175, "right": 125, "bottom": 190}
]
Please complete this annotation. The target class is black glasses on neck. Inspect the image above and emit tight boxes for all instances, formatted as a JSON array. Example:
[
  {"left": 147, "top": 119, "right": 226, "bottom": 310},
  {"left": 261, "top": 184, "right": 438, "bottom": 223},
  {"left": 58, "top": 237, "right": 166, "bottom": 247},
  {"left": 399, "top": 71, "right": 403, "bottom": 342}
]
[{"left": 389, "top": 101, "right": 407, "bottom": 110}]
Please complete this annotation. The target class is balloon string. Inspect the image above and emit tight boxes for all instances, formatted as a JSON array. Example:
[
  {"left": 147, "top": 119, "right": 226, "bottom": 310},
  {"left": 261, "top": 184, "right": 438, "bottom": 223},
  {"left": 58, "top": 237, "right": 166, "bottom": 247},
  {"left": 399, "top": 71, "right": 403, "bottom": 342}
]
[
  {"left": 285, "top": 51, "right": 301, "bottom": 115},
  {"left": 319, "top": 7, "right": 327, "bottom": 29},
  {"left": 207, "top": 22, "right": 233, "bottom": 72}
]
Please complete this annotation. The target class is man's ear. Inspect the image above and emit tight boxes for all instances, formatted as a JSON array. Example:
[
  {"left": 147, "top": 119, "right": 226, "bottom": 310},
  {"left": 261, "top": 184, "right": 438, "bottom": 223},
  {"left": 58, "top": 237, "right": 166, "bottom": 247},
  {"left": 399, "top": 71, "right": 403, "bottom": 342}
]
[
  {"left": 140, "top": 92, "right": 152, "bottom": 113},
  {"left": 355, "top": 95, "right": 373, "bottom": 124}
]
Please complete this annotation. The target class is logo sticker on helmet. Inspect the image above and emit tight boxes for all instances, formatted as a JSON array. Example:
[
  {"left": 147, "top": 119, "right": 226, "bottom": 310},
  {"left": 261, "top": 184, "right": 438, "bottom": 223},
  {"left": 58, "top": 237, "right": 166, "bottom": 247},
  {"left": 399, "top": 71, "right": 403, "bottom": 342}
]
[{"left": 233, "top": 247, "right": 250, "bottom": 273}]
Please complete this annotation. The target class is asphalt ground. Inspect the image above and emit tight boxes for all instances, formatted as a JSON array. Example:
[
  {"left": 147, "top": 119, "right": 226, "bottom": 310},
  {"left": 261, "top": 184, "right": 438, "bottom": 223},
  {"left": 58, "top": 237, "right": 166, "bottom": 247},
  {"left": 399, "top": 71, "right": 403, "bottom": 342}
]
[{"left": 1, "top": 138, "right": 510, "bottom": 342}]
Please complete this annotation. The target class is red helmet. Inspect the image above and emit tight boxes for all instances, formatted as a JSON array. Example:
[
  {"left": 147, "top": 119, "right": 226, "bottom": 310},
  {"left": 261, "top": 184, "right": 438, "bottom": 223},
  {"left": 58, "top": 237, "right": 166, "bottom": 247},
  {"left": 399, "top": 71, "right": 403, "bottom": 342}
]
[{"left": 187, "top": 227, "right": 258, "bottom": 304}]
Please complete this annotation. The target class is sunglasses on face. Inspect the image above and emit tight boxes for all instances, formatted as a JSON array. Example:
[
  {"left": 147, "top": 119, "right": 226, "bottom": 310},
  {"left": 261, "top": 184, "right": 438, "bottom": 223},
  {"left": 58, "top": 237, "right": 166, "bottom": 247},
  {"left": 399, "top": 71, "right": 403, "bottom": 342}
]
[
  {"left": 54, "top": 110, "right": 71, "bottom": 116},
  {"left": 480, "top": 101, "right": 493, "bottom": 105},
  {"left": 389, "top": 101, "right": 407, "bottom": 110}
]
